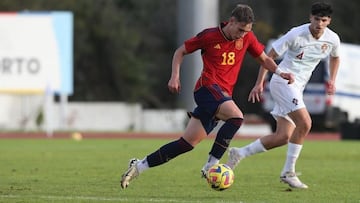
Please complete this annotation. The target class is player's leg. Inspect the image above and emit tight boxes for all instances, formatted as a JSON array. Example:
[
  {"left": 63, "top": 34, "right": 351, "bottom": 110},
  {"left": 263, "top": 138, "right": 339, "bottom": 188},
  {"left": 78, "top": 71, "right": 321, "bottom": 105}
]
[
  {"left": 280, "top": 108, "right": 311, "bottom": 189},
  {"left": 120, "top": 117, "right": 206, "bottom": 189},
  {"left": 261, "top": 116, "right": 295, "bottom": 149},
  {"left": 288, "top": 108, "right": 312, "bottom": 144},
  {"left": 146, "top": 117, "right": 206, "bottom": 167},
  {"left": 268, "top": 80, "right": 310, "bottom": 188},
  {"left": 202, "top": 100, "right": 244, "bottom": 174},
  {"left": 226, "top": 116, "right": 294, "bottom": 169},
  {"left": 227, "top": 78, "right": 298, "bottom": 169},
  {"left": 283, "top": 108, "right": 312, "bottom": 175}
]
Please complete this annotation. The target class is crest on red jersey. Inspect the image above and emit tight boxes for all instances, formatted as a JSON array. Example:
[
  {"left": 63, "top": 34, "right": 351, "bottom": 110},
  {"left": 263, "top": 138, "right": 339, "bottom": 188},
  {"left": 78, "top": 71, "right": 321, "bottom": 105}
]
[{"left": 235, "top": 39, "right": 243, "bottom": 50}]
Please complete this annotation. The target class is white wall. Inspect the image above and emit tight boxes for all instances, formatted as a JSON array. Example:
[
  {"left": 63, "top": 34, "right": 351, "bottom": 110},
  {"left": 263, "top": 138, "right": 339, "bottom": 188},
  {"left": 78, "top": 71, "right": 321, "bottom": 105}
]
[
  {"left": 0, "top": 95, "right": 188, "bottom": 132},
  {"left": 0, "top": 95, "right": 271, "bottom": 135}
]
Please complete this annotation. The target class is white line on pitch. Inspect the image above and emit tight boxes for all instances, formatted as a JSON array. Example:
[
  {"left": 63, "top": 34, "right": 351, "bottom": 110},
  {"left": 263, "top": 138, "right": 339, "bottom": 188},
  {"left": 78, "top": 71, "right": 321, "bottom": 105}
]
[{"left": 0, "top": 194, "right": 226, "bottom": 203}]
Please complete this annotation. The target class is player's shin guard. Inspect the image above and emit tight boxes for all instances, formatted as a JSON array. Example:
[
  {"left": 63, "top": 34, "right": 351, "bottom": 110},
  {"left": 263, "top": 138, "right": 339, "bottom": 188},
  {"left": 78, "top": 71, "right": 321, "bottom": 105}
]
[
  {"left": 146, "top": 137, "right": 193, "bottom": 167},
  {"left": 210, "top": 118, "right": 243, "bottom": 159}
]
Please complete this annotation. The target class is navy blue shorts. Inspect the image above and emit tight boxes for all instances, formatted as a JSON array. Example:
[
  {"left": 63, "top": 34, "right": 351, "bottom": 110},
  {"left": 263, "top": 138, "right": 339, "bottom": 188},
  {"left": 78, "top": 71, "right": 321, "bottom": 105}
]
[{"left": 190, "top": 84, "right": 232, "bottom": 134}]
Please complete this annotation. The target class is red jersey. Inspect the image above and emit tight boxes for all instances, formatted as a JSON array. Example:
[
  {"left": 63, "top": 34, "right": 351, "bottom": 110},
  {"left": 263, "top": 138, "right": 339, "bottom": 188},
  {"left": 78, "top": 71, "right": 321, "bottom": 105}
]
[{"left": 184, "top": 22, "right": 264, "bottom": 96}]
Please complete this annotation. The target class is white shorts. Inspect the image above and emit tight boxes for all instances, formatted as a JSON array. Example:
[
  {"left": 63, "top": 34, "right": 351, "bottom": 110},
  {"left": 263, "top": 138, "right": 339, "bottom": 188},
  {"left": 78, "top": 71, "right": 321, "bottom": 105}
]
[{"left": 269, "top": 75, "right": 306, "bottom": 126}]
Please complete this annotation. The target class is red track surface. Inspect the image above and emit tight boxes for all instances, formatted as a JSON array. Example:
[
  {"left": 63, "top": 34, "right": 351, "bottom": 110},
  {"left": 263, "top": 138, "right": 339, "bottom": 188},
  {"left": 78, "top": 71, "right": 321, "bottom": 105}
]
[{"left": 0, "top": 132, "right": 341, "bottom": 141}]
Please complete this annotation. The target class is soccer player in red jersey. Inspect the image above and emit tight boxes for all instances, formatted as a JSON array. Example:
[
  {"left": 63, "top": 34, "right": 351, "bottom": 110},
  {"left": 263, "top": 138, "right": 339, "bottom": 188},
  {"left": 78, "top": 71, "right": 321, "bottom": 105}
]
[{"left": 120, "top": 4, "right": 294, "bottom": 189}]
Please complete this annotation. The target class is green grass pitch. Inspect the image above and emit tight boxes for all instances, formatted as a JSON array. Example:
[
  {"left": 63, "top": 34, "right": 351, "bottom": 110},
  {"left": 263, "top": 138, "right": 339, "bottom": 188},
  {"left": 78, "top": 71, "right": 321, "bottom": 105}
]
[{"left": 0, "top": 137, "right": 359, "bottom": 203}]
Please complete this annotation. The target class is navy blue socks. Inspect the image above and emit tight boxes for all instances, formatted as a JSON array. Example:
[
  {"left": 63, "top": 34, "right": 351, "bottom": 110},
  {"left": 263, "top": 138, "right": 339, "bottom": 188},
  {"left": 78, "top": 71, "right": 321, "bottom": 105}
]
[
  {"left": 146, "top": 137, "right": 193, "bottom": 167},
  {"left": 209, "top": 117, "right": 243, "bottom": 159}
]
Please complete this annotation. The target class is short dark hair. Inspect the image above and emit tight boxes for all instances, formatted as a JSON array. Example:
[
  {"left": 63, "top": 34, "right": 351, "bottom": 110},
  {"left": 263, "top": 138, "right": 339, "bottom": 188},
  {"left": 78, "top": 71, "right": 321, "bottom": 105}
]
[
  {"left": 311, "top": 2, "right": 333, "bottom": 17},
  {"left": 231, "top": 4, "right": 255, "bottom": 23}
]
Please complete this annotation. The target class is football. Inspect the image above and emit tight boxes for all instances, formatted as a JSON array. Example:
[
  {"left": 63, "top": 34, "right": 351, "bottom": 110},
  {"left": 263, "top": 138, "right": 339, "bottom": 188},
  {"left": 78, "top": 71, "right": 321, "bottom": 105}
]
[{"left": 206, "top": 163, "right": 235, "bottom": 191}]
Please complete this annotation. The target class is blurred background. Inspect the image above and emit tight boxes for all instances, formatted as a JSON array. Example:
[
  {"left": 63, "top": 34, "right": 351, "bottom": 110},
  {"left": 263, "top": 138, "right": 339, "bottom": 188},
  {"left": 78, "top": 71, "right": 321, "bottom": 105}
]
[{"left": 0, "top": 0, "right": 359, "bottom": 135}]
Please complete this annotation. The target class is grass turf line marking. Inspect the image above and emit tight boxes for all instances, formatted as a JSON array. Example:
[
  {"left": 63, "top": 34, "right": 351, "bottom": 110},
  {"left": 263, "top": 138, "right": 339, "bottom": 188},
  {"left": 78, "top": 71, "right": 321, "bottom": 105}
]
[{"left": 1, "top": 194, "right": 236, "bottom": 203}]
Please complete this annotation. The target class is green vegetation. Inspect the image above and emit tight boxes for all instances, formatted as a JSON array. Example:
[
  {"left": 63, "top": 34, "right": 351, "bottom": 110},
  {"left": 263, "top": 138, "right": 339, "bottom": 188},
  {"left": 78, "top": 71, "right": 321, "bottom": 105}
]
[
  {"left": 1, "top": 0, "right": 360, "bottom": 110},
  {"left": 0, "top": 138, "right": 359, "bottom": 202}
]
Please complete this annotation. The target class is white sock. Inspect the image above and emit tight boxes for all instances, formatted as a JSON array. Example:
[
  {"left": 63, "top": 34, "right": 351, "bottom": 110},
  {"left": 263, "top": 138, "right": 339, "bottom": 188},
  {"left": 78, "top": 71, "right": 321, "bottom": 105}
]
[
  {"left": 281, "top": 142, "right": 303, "bottom": 175},
  {"left": 240, "top": 139, "right": 267, "bottom": 158},
  {"left": 136, "top": 157, "right": 149, "bottom": 173},
  {"left": 203, "top": 154, "right": 219, "bottom": 170}
]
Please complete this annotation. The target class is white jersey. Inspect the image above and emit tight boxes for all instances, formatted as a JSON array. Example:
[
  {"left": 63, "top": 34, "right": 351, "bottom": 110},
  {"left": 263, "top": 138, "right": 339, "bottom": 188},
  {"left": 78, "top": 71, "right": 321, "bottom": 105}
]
[{"left": 271, "top": 23, "right": 340, "bottom": 90}]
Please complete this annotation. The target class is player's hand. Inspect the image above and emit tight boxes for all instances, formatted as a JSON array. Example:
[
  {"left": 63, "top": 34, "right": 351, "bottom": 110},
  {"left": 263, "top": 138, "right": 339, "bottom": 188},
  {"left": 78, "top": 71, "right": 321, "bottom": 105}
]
[
  {"left": 326, "top": 80, "right": 336, "bottom": 95},
  {"left": 168, "top": 77, "right": 181, "bottom": 94},
  {"left": 248, "top": 84, "right": 263, "bottom": 103},
  {"left": 280, "top": 72, "right": 295, "bottom": 84}
]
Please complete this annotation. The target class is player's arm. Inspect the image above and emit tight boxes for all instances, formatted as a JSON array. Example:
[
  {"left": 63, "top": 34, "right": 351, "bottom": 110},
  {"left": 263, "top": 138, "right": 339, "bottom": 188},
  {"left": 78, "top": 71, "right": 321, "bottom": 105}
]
[
  {"left": 168, "top": 44, "right": 188, "bottom": 94},
  {"left": 326, "top": 56, "right": 340, "bottom": 95},
  {"left": 248, "top": 49, "right": 294, "bottom": 103},
  {"left": 256, "top": 49, "right": 293, "bottom": 83},
  {"left": 254, "top": 49, "right": 278, "bottom": 86}
]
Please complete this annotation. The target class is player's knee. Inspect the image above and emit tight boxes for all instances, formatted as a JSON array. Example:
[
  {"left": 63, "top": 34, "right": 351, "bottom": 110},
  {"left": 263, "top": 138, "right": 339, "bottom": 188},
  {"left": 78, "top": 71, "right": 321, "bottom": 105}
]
[
  {"left": 297, "top": 119, "right": 312, "bottom": 135},
  {"left": 275, "top": 132, "right": 292, "bottom": 145}
]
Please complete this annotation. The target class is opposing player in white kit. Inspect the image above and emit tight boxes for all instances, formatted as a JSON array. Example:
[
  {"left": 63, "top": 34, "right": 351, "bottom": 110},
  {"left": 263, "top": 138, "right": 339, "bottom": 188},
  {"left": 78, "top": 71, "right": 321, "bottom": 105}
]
[{"left": 227, "top": 2, "right": 340, "bottom": 189}]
